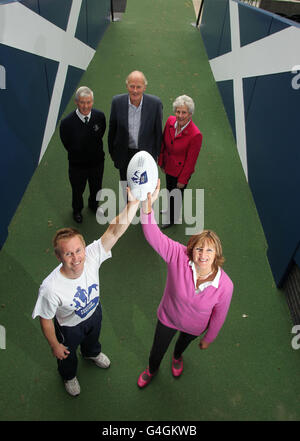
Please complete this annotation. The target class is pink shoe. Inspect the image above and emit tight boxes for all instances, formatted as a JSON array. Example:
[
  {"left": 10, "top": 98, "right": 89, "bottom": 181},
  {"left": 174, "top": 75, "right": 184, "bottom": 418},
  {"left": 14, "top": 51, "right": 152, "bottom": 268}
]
[
  {"left": 137, "top": 367, "right": 155, "bottom": 388},
  {"left": 172, "top": 355, "right": 183, "bottom": 377}
]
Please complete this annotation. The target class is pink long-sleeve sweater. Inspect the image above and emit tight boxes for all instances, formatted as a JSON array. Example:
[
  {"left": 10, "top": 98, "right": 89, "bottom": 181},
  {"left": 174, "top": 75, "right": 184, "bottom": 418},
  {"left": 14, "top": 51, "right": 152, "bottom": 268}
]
[{"left": 141, "top": 210, "right": 234, "bottom": 343}]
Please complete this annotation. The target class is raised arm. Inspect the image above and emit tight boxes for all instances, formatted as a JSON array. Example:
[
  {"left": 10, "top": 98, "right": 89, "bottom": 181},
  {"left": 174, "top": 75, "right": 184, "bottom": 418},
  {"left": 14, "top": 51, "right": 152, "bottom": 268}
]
[
  {"left": 140, "top": 180, "right": 182, "bottom": 263},
  {"left": 101, "top": 187, "right": 140, "bottom": 253},
  {"left": 141, "top": 178, "right": 160, "bottom": 215}
]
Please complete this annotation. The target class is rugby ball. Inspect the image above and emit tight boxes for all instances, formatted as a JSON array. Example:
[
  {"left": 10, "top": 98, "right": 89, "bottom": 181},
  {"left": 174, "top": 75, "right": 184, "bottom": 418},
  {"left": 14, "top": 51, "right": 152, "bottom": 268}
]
[{"left": 127, "top": 150, "right": 158, "bottom": 201}]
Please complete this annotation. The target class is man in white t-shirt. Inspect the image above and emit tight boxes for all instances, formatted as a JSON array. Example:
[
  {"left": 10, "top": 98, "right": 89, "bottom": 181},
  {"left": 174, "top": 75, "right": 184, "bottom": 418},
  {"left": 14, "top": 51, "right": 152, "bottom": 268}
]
[{"left": 32, "top": 190, "right": 140, "bottom": 396}]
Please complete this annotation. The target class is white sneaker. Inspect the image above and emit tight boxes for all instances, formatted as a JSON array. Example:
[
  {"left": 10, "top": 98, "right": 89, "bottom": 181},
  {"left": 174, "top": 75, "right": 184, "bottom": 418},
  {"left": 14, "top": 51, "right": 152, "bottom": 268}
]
[
  {"left": 64, "top": 377, "right": 80, "bottom": 397},
  {"left": 85, "top": 352, "right": 111, "bottom": 368}
]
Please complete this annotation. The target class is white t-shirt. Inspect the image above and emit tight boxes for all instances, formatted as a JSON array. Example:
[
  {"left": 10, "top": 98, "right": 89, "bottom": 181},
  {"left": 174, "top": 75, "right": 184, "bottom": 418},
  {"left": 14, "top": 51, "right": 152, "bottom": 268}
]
[{"left": 32, "top": 238, "right": 111, "bottom": 327}]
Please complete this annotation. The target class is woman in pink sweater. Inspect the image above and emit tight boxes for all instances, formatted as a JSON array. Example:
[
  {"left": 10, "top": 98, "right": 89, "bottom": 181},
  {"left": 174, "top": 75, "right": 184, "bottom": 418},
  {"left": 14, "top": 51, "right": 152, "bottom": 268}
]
[{"left": 137, "top": 185, "right": 234, "bottom": 388}]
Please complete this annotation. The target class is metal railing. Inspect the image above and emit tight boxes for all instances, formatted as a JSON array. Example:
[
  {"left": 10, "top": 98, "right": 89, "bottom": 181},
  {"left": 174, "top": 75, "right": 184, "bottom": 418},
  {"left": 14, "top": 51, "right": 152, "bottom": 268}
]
[
  {"left": 111, "top": 0, "right": 127, "bottom": 22},
  {"left": 196, "top": 0, "right": 205, "bottom": 27}
]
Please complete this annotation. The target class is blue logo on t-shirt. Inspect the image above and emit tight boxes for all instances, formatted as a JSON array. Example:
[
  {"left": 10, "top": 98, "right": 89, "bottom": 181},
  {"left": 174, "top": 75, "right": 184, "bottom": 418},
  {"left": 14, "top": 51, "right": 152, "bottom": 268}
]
[{"left": 70, "top": 284, "right": 99, "bottom": 319}]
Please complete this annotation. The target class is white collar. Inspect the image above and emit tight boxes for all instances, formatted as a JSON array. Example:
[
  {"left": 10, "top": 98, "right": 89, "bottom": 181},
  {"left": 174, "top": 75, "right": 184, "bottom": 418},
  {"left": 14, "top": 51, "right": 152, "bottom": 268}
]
[
  {"left": 189, "top": 261, "right": 221, "bottom": 293},
  {"left": 76, "top": 108, "right": 91, "bottom": 123},
  {"left": 128, "top": 95, "right": 143, "bottom": 109},
  {"left": 174, "top": 119, "right": 191, "bottom": 134}
]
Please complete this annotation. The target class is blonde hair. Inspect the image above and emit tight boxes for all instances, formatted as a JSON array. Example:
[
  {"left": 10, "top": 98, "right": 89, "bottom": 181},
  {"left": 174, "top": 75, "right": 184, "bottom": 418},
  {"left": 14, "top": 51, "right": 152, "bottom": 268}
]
[
  {"left": 53, "top": 228, "right": 85, "bottom": 256},
  {"left": 187, "top": 230, "right": 224, "bottom": 270}
]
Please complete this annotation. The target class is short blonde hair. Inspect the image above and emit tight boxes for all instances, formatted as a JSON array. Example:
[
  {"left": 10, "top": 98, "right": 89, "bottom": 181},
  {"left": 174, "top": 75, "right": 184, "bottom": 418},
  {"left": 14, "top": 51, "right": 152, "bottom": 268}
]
[
  {"left": 186, "top": 230, "right": 224, "bottom": 270},
  {"left": 53, "top": 228, "right": 85, "bottom": 256}
]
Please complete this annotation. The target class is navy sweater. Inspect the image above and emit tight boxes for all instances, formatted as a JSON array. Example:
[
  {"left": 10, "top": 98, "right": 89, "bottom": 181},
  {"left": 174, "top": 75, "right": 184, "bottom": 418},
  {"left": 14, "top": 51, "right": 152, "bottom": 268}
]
[{"left": 59, "top": 109, "right": 106, "bottom": 167}]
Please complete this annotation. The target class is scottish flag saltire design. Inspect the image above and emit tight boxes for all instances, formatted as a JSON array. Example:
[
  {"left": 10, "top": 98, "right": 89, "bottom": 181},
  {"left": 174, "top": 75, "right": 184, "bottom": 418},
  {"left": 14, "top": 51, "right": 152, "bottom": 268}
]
[
  {"left": 200, "top": 0, "right": 300, "bottom": 284},
  {"left": 0, "top": 0, "right": 110, "bottom": 249}
]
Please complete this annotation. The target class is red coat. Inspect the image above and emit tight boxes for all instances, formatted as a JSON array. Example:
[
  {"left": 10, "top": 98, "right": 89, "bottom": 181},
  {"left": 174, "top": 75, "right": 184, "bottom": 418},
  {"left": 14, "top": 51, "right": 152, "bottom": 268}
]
[{"left": 158, "top": 116, "right": 203, "bottom": 185}]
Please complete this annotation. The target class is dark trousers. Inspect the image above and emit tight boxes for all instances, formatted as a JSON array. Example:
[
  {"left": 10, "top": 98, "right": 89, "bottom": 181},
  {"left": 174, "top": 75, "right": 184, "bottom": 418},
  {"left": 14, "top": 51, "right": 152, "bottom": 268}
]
[
  {"left": 54, "top": 304, "right": 102, "bottom": 381},
  {"left": 165, "top": 174, "right": 187, "bottom": 224},
  {"left": 119, "top": 148, "right": 139, "bottom": 181},
  {"left": 119, "top": 148, "right": 139, "bottom": 204},
  {"left": 68, "top": 161, "right": 104, "bottom": 213},
  {"left": 149, "top": 320, "right": 198, "bottom": 374}
]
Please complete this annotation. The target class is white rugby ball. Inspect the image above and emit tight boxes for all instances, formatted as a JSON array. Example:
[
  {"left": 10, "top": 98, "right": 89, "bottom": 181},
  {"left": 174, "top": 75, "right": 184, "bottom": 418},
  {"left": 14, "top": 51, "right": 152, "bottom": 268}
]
[{"left": 127, "top": 150, "right": 158, "bottom": 201}]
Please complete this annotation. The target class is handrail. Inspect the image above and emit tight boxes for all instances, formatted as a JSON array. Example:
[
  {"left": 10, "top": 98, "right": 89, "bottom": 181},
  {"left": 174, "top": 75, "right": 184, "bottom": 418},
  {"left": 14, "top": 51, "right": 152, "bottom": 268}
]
[
  {"left": 196, "top": 0, "right": 205, "bottom": 27},
  {"left": 111, "top": 0, "right": 114, "bottom": 22}
]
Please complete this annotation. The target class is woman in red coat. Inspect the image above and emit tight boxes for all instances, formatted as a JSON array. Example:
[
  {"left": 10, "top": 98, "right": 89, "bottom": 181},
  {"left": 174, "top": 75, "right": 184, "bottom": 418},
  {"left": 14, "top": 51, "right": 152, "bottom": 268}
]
[{"left": 158, "top": 95, "right": 203, "bottom": 228}]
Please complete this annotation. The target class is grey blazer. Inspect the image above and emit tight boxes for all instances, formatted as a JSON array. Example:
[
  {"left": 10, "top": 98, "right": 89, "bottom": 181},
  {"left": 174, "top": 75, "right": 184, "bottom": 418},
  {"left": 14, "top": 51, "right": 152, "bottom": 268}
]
[{"left": 108, "top": 93, "right": 163, "bottom": 169}]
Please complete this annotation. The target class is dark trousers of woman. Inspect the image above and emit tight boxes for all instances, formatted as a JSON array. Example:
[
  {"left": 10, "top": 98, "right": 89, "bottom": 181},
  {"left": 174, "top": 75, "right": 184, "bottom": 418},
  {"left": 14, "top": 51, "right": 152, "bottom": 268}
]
[
  {"left": 54, "top": 304, "right": 102, "bottom": 381},
  {"left": 149, "top": 320, "right": 198, "bottom": 374},
  {"left": 165, "top": 174, "right": 187, "bottom": 225},
  {"left": 69, "top": 161, "right": 104, "bottom": 213}
]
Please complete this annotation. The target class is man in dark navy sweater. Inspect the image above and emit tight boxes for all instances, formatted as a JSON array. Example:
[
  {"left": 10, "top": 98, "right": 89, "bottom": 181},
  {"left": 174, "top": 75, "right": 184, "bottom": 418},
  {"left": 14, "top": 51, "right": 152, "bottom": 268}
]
[{"left": 60, "top": 86, "right": 106, "bottom": 223}]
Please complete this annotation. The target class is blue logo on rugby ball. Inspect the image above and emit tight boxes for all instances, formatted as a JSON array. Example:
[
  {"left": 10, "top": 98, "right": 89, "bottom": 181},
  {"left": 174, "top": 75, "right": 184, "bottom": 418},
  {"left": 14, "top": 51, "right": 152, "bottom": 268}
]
[{"left": 131, "top": 170, "right": 148, "bottom": 185}]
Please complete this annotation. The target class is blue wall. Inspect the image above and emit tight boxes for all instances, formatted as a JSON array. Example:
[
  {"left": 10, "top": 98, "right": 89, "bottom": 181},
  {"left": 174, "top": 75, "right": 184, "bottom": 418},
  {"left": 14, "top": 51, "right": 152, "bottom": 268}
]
[
  {"left": 0, "top": 0, "right": 111, "bottom": 249},
  {"left": 200, "top": 0, "right": 300, "bottom": 286}
]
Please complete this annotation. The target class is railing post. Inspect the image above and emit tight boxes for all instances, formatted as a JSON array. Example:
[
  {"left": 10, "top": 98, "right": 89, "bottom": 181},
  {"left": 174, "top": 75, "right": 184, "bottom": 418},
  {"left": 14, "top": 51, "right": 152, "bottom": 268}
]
[
  {"left": 111, "top": 0, "right": 114, "bottom": 22},
  {"left": 196, "top": 0, "right": 204, "bottom": 27}
]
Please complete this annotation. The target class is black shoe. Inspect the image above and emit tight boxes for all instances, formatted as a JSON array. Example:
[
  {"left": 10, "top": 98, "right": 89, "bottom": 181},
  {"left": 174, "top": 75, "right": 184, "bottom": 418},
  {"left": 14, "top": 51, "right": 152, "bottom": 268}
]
[{"left": 73, "top": 212, "right": 83, "bottom": 223}]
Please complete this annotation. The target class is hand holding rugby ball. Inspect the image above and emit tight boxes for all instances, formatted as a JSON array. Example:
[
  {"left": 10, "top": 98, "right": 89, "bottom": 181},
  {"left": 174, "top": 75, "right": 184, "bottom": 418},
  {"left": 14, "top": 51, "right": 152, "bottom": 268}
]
[{"left": 127, "top": 150, "right": 158, "bottom": 201}]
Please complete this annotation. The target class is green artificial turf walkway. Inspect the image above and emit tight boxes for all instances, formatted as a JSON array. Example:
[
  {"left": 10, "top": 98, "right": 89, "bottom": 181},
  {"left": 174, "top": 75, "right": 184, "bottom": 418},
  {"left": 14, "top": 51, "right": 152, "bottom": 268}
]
[{"left": 0, "top": 0, "right": 299, "bottom": 421}]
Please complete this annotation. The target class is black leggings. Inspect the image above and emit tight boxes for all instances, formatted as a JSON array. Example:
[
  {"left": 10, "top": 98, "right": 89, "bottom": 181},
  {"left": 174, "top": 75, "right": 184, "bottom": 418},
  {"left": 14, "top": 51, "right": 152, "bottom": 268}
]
[
  {"left": 149, "top": 320, "right": 198, "bottom": 374},
  {"left": 166, "top": 174, "right": 187, "bottom": 224}
]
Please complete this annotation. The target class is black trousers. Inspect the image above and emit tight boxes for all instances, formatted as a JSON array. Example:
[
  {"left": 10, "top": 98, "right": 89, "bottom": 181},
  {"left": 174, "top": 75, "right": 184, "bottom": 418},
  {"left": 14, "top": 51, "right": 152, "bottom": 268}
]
[
  {"left": 119, "top": 148, "right": 139, "bottom": 181},
  {"left": 54, "top": 304, "right": 102, "bottom": 381},
  {"left": 68, "top": 161, "right": 104, "bottom": 213},
  {"left": 165, "top": 174, "right": 187, "bottom": 224},
  {"left": 149, "top": 320, "right": 198, "bottom": 374},
  {"left": 119, "top": 148, "right": 139, "bottom": 204}
]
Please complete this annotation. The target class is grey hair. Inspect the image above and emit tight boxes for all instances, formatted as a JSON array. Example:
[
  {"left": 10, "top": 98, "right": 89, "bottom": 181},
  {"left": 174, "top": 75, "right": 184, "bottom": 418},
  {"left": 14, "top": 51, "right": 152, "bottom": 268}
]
[
  {"left": 172, "top": 95, "right": 195, "bottom": 115},
  {"left": 126, "top": 70, "right": 148, "bottom": 86},
  {"left": 75, "top": 86, "right": 94, "bottom": 100}
]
